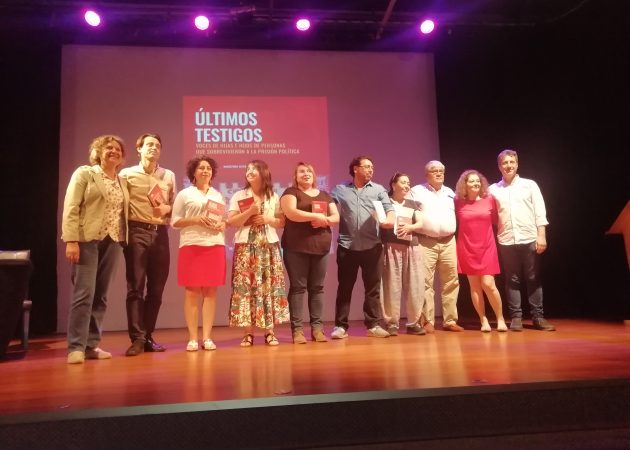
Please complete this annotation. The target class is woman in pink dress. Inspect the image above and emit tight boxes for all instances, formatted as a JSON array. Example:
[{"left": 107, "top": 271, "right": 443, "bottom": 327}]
[{"left": 455, "top": 170, "right": 507, "bottom": 332}]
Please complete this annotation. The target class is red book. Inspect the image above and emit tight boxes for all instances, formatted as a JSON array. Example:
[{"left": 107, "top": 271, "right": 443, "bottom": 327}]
[
  {"left": 205, "top": 199, "right": 225, "bottom": 222},
  {"left": 237, "top": 196, "right": 255, "bottom": 213},
  {"left": 311, "top": 200, "right": 328, "bottom": 214},
  {"left": 147, "top": 184, "right": 165, "bottom": 207}
]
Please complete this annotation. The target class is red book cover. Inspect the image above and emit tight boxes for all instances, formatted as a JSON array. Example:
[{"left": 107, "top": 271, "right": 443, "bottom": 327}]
[
  {"left": 147, "top": 184, "right": 165, "bottom": 207},
  {"left": 237, "top": 196, "right": 255, "bottom": 213},
  {"left": 311, "top": 200, "right": 328, "bottom": 214},
  {"left": 205, "top": 199, "right": 225, "bottom": 222}
]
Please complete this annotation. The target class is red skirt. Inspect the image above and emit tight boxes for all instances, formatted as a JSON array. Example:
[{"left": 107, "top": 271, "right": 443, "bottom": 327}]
[{"left": 177, "top": 245, "right": 226, "bottom": 287}]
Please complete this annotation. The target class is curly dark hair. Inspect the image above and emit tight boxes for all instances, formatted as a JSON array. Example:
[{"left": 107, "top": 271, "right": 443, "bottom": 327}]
[{"left": 186, "top": 156, "right": 218, "bottom": 183}]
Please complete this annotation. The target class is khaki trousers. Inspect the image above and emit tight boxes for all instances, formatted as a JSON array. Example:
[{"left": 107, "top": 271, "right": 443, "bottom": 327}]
[{"left": 418, "top": 234, "right": 459, "bottom": 326}]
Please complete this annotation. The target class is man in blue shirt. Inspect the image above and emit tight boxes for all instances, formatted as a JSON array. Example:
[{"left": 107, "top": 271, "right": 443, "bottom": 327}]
[{"left": 331, "top": 156, "right": 395, "bottom": 339}]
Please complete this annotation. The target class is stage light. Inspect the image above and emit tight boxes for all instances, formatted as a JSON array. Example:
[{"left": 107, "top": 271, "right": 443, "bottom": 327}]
[
  {"left": 84, "top": 10, "right": 101, "bottom": 27},
  {"left": 194, "top": 15, "right": 210, "bottom": 31},
  {"left": 295, "top": 18, "right": 311, "bottom": 32},
  {"left": 419, "top": 19, "right": 436, "bottom": 35}
]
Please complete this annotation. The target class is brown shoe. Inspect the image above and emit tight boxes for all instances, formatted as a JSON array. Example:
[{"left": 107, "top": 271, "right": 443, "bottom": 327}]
[
  {"left": 423, "top": 322, "right": 435, "bottom": 334},
  {"left": 125, "top": 340, "right": 145, "bottom": 356},
  {"left": 311, "top": 329, "right": 328, "bottom": 342},
  {"left": 292, "top": 330, "right": 307, "bottom": 344},
  {"left": 443, "top": 323, "right": 464, "bottom": 332}
]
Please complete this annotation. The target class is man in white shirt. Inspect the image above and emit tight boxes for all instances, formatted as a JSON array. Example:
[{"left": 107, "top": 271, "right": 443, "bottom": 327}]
[
  {"left": 489, "top": 149, "right": 555, "bottom": 331},
  {"left": 410, "top": 161, "right": 463, "bottom": 332}
]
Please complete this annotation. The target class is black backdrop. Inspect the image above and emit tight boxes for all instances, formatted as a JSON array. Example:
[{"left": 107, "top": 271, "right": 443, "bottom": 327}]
[{"left": 1, "top": 1, "right": 627, "bottom": 334}]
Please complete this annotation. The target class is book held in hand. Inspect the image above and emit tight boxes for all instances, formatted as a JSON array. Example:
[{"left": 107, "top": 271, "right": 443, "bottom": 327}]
[
  {"left": 205, "top": 199, "right": 225, "bottom": 222},
  {"left": 394, "top": 204, "right": 415, "bottom": 241},
  {"left": 395, "top": 216, "right": 413, "bottom": 241},
  {"left": 311, "top": 200, "right": 328, "bottom": 214},
  {"left": 237, "top": 196, "right": 255, "bottom": 213},
  {"left": 147, "top": 183, "right": 165, "bottom": 207}
]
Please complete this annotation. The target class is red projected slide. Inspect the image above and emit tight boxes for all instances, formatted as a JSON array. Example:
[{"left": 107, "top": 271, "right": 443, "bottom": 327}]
[{"left": 182, "top": 96, "right": 330, "bottom": 197}]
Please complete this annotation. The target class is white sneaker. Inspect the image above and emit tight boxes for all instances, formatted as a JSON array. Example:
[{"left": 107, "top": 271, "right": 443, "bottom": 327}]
[
  {"left": 480, "top": 317, "right": 491, "bottom": 333},
  {"left": 331, "top": 326, "right": 348, "bottom": 340},
  {"left": 67, "top": 350, "right": 85, "bottom": 364},
  {"left": 203, "top": 339, "right": 216, "bottom": 351},
  {"left": 85, "top": 347, "right": 112, "bottom": 360},
  {"left": 186, "top": 340, "right": 199, "bottom": 352},
  {"left": 367, "top": 325, "right": 390, "bottom": 338},
  {"left": 497, "top": 319, "right": 508, "bottom": 332}
]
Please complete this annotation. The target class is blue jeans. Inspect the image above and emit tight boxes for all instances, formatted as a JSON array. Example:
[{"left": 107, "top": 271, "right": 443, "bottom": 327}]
[
  {"left": 498, "top": 242, "right": 544, "bottom": 319},
  {"left": 283, "top": 250, "right": 328, "bottom": 332},
  {"left": 67, "top": 236, "right": 122, "bottom": 352}
]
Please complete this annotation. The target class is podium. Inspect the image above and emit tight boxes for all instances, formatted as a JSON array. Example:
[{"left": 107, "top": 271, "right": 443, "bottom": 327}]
[{"left": 0, "top": 250, "right": 33, "bottom": 359}]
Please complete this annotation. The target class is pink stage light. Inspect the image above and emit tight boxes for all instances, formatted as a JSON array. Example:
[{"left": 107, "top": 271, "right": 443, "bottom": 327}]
[
  {"left": 419, "top": 19, "right": 436, "bottom": 35},
  {"left": 295, "top": 18, "right": 311, "bottom": 32},
  {"left": 84, "top": 10, "right": 101, "bottom": 27},
  {"left": 194, "top": 15, "right": 210, "bottom": 31}
]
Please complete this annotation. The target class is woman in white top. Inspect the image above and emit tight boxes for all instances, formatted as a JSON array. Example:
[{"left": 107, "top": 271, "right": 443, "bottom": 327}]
[
  {"left": 172, "top": 157, "right": 226, "bottom": 351},
  {"left": 227, "top": 160, "right": 288, "bottom": 347},
  {"left": 380, "top": 173, "right": 426, "bottom": 336}
]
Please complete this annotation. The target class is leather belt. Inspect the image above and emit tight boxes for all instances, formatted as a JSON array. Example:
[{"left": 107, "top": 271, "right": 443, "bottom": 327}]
[{"left": 129, "top": 220, "right": 164, "bottom": 231}]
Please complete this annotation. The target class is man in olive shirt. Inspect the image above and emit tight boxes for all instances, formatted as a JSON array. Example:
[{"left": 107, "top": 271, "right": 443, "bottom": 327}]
[{"left": 119, "top": 133, "right": 176, "bottom": 356}]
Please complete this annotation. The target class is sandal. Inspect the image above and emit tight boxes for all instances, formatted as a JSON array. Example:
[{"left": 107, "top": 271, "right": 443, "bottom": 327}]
[
  {"left": 240, "top": 334, "right": 254, "bottom": 347},
  {"left": 265, "top": 333, "right": 279, "bottom": 346}
]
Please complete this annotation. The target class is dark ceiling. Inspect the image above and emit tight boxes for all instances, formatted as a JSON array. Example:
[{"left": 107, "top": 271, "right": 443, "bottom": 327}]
[{"left": 0, "top": 0, "right": 623, "bottom": 49}]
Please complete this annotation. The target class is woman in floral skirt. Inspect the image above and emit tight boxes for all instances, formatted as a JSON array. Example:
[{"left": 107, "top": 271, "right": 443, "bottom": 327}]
[{"left": 227, "top": 160, "right": 289, "bottom": 346}]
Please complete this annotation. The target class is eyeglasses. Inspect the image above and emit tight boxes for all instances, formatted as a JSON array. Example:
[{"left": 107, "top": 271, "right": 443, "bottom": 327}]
[
  {"left": 358, "top": 165, "right": 374, "bottom": 170},
  {"left": 428, "top": 169, "right": 444, "bottom": 174}
]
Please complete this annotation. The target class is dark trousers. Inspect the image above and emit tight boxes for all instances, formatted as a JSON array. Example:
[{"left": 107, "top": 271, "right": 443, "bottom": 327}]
[
  {"left": 335, "top": 244, "right": 384, "bottom": 330},
  {"left": 498, "top": 242, "right": 544, "bottom": 319},
  {"left": 283, "top": 250, "right": 328, "bottom": 332},
  {"left": 123, "top": 224, "right": 170, "bottom": 343}
]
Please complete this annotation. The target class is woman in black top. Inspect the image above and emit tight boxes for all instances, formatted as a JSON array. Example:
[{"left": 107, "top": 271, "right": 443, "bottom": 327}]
[{"left": 280, "top": 162, "right": 339, "bottom": 344}]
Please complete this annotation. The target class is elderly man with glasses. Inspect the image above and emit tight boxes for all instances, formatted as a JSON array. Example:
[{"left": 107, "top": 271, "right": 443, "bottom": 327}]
[{"left": 410, "top": 160, "right": 464, "bottom": 332}]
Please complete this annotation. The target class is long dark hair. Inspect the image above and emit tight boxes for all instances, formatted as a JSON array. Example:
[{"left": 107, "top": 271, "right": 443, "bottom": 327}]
[{"left": 246, "top": 159, "right": 274, "bottom": 200}]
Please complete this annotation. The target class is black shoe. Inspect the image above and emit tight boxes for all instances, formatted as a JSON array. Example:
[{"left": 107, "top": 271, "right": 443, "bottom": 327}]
[
  {"left": 510, "top": 317, "right": 523, "bottom": 331},
  {"left": 144, "top": 336, "right": 166, "bottom": 352},
  {"left": 533, "top": 317, "right": 556, "bottom": 331},
  {"left": 125, "top": 340, "right": 145, "bottom": 357}
]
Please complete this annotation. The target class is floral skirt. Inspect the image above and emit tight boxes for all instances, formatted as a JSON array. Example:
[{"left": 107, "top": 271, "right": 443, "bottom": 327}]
[{"left": 229, "top": 225, "right": 289, "bottom": 328}]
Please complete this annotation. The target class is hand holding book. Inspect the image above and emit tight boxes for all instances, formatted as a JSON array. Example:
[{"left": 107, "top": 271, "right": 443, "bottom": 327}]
[
  {"left": 147, "top": 184, "right": 165, "bottom": 207},
  {"left": 310, "top": 200, "right": 329, "bottom": 228}
]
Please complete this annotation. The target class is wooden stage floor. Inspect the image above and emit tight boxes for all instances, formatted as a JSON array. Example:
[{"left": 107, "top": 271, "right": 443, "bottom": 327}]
[{"left": 2, "top": 318, "right": 630, "bottom": 419}]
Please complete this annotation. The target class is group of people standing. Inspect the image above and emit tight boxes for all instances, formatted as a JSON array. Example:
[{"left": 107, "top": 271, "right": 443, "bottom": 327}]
[{"left": 61, "top": 133, "right": 554, "bottom": 364}]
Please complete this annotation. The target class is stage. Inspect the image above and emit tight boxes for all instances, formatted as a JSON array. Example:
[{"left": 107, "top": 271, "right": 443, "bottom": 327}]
[{"left": 2, "top": 319, "right": 630, "bottom": 449}]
